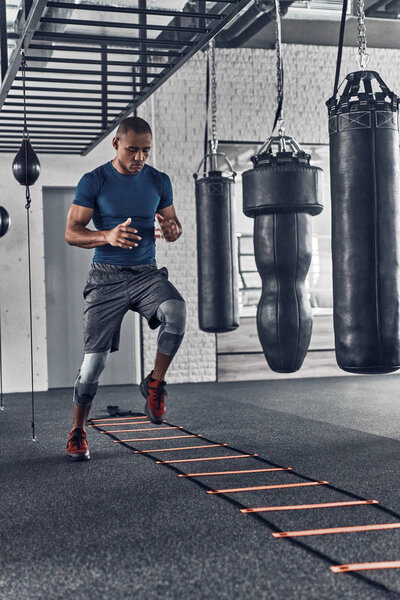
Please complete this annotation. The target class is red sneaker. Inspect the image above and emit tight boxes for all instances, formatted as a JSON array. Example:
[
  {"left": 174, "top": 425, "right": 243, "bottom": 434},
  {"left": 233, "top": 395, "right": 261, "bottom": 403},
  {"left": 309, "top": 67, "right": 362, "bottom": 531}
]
[
  {"left": 140, "top": 371, "right": 167, "bottom": 425},
  {"left": 66, "top": 428, "right": 90, "bottom": 461}
]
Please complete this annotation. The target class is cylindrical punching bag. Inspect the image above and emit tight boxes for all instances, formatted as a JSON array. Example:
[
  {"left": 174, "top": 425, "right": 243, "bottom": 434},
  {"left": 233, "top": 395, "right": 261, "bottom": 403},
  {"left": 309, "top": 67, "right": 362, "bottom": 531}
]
[
  {"left": 243, "top": 147, "right": 323, "bottom": 372},
  {"left": 195, "top": 170, "right": 240, "bottom": 333},
  {"left": 0, "top": 207, "right": 10, "bottom": 238},
  {"left": 327, "top": 70, "right": 400, "bottom": 374}
]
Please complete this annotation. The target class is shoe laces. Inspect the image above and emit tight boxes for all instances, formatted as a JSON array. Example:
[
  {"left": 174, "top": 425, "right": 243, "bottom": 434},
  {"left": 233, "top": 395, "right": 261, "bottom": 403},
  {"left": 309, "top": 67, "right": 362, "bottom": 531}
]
[
  {"left": 149, "top": 380, "right": 167, "bottom": 409},
  {"left": 68, "top": 428, "right": 86, "bottom": 450}
]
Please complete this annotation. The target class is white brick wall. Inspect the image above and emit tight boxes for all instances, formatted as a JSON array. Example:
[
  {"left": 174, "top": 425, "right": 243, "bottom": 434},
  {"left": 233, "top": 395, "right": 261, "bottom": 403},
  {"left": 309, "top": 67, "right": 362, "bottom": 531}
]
[{"left": 137, "top": 43, "right": 400, "bottom": 383}]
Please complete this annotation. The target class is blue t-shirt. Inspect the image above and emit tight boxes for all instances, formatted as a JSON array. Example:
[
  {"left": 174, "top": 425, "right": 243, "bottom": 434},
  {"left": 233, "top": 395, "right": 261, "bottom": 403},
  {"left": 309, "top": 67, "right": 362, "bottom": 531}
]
[{"left": 73, "top": 161, "right": 173, "bottom": 266}]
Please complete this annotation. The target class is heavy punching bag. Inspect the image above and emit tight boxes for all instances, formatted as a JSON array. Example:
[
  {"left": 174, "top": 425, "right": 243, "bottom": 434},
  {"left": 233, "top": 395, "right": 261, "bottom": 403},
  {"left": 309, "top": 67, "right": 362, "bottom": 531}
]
[
  {"left": 242, "top": 0, "right": 323, "bottom": 372},
  {"left": 195, "top": 165, "right": 239, "bottom": 332},
  {"left": 243, "top": 141, "right": 323, "bottom": 372},
  {"left": 327, "top": 0, "right": 400, "bottom": 373},
  {"left": 193, "top": 38, "right": 239, "bottom": 333}
]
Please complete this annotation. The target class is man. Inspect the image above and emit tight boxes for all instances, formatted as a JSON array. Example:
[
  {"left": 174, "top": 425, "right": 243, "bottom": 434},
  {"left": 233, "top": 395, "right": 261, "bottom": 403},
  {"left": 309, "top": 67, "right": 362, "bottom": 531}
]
[{"left": 64, "top": 116, "right": 186, "bottom": 461}]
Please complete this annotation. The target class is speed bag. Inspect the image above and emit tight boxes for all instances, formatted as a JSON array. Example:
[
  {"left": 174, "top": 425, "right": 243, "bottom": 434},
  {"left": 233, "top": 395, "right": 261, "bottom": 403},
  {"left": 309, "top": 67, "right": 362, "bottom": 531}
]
[
  {"left": 195, "top": 170, "right": 239, "bottom": 333},
  {"left": 242, "top": 152, "right": 323, "bottom": 372},
  {"left": 327, "top": 70, "right": 400, "bottom": 373},
  {"left": 0, "top": 206, "right": 10, "bottom": 238},
  {"left": 12, "top": 137, "right": 40, "bottom": 187}
]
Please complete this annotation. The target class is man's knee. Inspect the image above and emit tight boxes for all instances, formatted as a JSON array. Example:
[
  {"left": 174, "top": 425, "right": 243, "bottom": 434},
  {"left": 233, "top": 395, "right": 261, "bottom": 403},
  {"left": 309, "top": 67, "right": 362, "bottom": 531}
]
[
  {"left": 156, "top": 299, "right": 186, "bottom": 356},
  {"left": 74, "top": 376, "right": 99, "bottom": 407},
  {"left": 73, "top": 350, "right": 110, "bottom": 406}
]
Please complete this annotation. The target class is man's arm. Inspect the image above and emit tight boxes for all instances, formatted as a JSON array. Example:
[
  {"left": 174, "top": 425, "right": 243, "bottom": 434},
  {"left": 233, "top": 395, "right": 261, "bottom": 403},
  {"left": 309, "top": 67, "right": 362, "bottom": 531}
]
[
  {"left": 156, "top": 205, "right": 182, "bottom": 243},
  {"left": 65, "top": 205, "right": 141, "bottom": 249}
]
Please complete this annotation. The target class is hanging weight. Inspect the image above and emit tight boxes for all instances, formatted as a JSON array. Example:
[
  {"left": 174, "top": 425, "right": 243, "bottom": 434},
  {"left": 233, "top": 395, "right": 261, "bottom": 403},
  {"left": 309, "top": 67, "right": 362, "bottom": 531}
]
[
  {"left": 0, "top": 207, "right": 10, "bottom": 238},
  {"left": 242, "top": 145, "right": 323, "bottom": 372},
  {"left": 195, "top": 170, "right": 240, "bottom": 333},
  {"left": 327, "top": 70, "right": 400, "bottom": 373}
]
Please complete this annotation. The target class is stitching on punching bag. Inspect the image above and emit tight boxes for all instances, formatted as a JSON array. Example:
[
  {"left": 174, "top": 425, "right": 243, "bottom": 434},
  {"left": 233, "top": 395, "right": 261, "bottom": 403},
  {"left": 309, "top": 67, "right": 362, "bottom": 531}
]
[
  {"left": 228, "top": 180, "right": 234, "bottom": 324},
  {"left": 273, "top": 214, "right": 283, "bottom": 370},
  {"left": 293, "top": 213, "right": 300, "bottom": 371},
  {"left": 371, "top": 112, "right": 382, "bottom": 362}
]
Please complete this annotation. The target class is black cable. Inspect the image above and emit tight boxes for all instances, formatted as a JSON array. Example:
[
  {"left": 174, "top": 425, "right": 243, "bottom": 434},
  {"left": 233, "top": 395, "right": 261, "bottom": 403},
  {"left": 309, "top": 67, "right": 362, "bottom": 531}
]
[
  {"left": 333, "top": 0, "right": 348, "bottom": 97},
  {"left": 26, "top": 197, "right": 35, "bottom": 441},
  {"left": 271, "top": 63, "right": 284, "bottom": 136},
  {"left": 22, "top": 49, "right": 36, "bottom": 441},
  {"left": 0, "top": 294, "right": 3, "bottom": 411}
]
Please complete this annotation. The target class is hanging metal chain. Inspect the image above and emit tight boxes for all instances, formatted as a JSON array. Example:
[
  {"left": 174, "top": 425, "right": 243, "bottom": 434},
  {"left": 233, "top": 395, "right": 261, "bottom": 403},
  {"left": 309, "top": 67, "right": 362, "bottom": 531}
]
[
  {"left": 274, "top": 0, "right": 284, "bottom": 136},
  {"left": 209, "top": 37, "right": 218, "bottom": 154},
  {"left": 357, "top": 0, "right": 369, "bottom": 69}
]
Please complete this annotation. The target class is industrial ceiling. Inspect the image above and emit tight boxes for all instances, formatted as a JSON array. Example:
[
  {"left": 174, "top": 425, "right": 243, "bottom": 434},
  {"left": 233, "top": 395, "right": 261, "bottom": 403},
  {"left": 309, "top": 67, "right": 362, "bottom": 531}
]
[{"left": 0, "top": 0, "right": 255, "bottom": 154}]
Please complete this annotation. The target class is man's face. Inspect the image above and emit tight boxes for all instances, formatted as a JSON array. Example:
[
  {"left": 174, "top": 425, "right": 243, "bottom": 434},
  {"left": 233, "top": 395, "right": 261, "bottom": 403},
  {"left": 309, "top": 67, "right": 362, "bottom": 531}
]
[{"left": 112, "top": 129, "right": 152, "bottom": 174}]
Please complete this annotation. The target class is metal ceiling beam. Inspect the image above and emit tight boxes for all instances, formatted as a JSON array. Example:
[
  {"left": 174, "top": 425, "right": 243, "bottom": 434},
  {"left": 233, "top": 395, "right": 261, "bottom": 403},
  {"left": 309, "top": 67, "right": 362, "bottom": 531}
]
[
  {"left": 32, "top": 31, "right": 196, "bottom": 48},
  {"left": 11, "top": 86, "right": 138, "bottom": 95},
  {"left": 7, "top": 94, "right": 135, "bottom": 102},
  {"left": 83, "top": 0, "right": 254, "bottom": 154},
  {"left": 40, "top": 17, "right": 207, "bottom": 35},
  {"left": 24, "top": 58, "right": 169, "bottom": 68},
  {"left": 0, "top": 110, "right": 113, "bottom": 120},
  {"left": 0, "top": 0, "right": 8, "bottom": 81},
  {"left": 27, "top": 43, "right": 182, "bottom": 57},
  {"left": 0, "top": 0, "right": 48, "bottom": 107},
  {"left": 15, "top": 75, "right": 160, "bottom": 84},
  {"left": 0, "top": 121, "right": 104, "bottom": 128},
  {"left": 45, "top": 1, "right": 224, "bottom": 20},
  {"left": 4, "top": 95, "right": 126, "bottom": 108}
]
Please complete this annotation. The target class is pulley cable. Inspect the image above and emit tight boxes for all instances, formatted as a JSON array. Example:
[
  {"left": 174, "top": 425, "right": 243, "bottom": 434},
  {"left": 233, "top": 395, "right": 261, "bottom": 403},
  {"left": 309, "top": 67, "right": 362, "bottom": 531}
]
[{"left": 21, "top": 49, "right": 36, "bottom": 442}]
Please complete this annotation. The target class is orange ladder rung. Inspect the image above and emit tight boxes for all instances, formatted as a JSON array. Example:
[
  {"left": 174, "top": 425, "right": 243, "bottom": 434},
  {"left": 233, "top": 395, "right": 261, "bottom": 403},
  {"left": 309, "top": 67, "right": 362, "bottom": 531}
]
[
  {"left": 134, "top": 444, "right": 225, "bottom": 454},
  {"left": 273, "top": 523, "right": 400, "bottom": 538},
  {"left": 179, "top": 467, "right": 292, "bottom": 478},
  {"left": 208, "top": 481, "right": 329, "bottom": 495},
  {"left": 157, "top": 454, "right": 258, "bottom": 464},
  {"left": 241, "top": 500, "right": 379, "bottom": 513}
]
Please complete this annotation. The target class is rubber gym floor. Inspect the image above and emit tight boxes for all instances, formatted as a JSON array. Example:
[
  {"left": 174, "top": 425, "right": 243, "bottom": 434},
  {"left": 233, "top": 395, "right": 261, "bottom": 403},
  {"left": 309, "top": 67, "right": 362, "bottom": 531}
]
[{"left": 2, "top": 375, "right": 400, "bottom": 600}]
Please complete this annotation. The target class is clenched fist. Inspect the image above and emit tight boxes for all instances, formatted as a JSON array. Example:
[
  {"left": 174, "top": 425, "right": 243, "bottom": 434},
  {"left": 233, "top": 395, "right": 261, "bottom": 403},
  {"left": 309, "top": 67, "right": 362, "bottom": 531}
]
[{"left": 105, "top": 217, "right": 142, "bottom": 249}]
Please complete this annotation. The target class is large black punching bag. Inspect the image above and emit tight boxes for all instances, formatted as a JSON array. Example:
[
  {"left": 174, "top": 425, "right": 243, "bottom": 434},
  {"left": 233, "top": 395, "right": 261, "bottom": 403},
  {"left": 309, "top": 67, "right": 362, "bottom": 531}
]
[
  {"left": 327, "top": 70, "right": 400, "bottom": 373},
  {"left": 243, "top": 142, "right": 323, "bottom": 372},
  {"left": 195, "top": 168, "right": 239, "bottom": 332}
]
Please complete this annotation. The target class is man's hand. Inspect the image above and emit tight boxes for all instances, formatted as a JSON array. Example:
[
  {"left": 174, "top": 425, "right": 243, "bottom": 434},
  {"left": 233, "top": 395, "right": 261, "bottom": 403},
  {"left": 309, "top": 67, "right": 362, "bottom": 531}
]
[
  {"left": 156, "top": 213, "right": 182, "bottom": 242},
  {"left": 105, "top": 218, "right": 142, "bottom": 249}
]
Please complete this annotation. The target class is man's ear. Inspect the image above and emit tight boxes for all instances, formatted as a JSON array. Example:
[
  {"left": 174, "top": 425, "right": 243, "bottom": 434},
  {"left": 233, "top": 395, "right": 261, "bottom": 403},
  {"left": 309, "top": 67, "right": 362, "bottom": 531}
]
[{"left": 112, "top": 136, "right": 119, "bottom": 150}]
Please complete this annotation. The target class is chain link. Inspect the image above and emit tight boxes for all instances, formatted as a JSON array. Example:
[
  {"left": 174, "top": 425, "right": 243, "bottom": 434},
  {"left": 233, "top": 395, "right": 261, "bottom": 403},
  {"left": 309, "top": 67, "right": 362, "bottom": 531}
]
[
  {"left": 274, "top": 0, "right": 284, "bottom": 135},
  {"left": 357, "top": 0, "right": 369, "bottom": 69},
  {"left": 209, "top": 37, "right": 218, "bottom": 153}
]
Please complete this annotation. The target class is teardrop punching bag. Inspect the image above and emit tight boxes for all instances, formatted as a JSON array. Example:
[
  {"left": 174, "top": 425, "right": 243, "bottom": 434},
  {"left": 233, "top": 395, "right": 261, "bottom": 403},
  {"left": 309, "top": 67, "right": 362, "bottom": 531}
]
[
  {"left": 327, "top": 70, "right": 400, "bottom": 374},
  {"left": 243, "top": 141, "right": 323, "bottom": 372}
]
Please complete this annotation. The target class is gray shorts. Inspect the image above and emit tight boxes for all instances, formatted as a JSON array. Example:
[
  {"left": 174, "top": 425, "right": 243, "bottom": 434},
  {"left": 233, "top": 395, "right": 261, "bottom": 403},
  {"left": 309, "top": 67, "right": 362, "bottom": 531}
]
[{"left": 82, "top": 262, "right": 184, "bottom": 353}]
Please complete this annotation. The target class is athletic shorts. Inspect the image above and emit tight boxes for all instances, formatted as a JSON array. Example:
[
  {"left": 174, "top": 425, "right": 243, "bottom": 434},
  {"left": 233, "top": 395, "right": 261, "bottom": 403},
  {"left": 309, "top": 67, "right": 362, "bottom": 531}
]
[{"left": 82, "top": 261, "right": 184, "bottom": 353}]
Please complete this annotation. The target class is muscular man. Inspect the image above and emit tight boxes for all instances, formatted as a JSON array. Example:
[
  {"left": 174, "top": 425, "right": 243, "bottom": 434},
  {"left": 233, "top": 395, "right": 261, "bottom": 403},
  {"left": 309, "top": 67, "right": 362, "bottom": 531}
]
[{"left": 64, "top": 116, "right": 186, "bottom": 461}]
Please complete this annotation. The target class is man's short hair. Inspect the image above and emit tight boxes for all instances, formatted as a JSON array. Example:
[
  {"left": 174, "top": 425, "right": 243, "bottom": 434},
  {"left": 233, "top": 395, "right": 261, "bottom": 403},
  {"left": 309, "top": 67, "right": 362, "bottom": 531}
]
[{"left": 116, "top": 116, "right": 152, "bottom": 138}]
